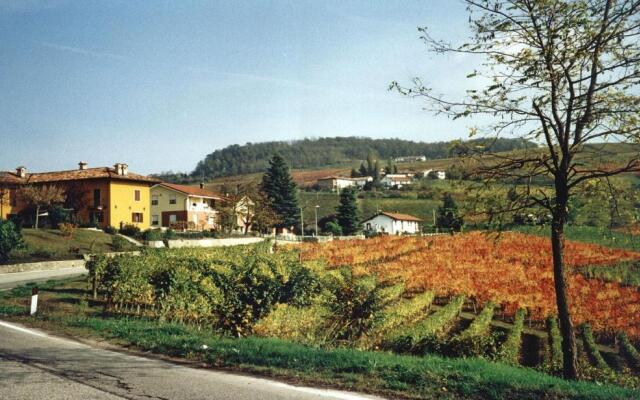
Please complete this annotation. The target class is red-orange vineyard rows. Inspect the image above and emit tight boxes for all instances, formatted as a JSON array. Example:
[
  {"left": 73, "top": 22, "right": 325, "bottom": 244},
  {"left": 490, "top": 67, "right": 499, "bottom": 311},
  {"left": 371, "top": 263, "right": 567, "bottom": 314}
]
[{"left": 299, "top": 232, "right": 640, "bottom": 337}]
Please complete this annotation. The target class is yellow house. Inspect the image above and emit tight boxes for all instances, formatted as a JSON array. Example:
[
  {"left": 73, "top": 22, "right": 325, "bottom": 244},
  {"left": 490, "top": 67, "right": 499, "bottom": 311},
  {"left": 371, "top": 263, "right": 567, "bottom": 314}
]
[{"left": 0, "top": 162, "right": 159, "bottom": 230}]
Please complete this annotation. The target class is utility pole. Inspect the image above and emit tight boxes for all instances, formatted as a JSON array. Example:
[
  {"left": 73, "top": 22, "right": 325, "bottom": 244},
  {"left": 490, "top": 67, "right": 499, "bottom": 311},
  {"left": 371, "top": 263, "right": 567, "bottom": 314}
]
[
  {"left": 315, "top": 205, "right": 320, "bottom": 236},
  {"left": 300, "top": 207, "right": 304, "bottom": 237}
]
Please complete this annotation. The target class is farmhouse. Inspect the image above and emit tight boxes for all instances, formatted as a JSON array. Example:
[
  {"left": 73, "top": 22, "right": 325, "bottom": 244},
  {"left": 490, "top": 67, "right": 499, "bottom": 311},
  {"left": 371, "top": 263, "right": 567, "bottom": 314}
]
[
  {"left": 0, "top": 162, "right": 159, "bottom": 229},
  {"left": 317, "top": 176, "right": 372, "bottom": 191},
  {"left": 380, "top": 174, "right": 414, "bottom": 188},
  {"left": 363, "top": 211, "right": 422, "bottom": 235},
  {"left": 150, "top": 183, "right": 225, "bottom": 230}
]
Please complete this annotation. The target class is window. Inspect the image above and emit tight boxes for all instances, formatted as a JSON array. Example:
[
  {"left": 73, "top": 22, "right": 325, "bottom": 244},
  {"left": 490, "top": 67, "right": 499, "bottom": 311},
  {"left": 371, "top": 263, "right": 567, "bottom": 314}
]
[
  {"left": 169, "top": 194, "right": 177, "bottom": 205},
  {"left": 134, "top": 190, "right": 141, "bottom": 202},
  {"left": 151, "top": 195, "right": 158, "bottom": 206},
  {"left": 169, "top": 214, "right": 177, "bottom": 223},
  {"left": 151, "top": 215, "right": 159, "bottom": 226},
  {"left": 93, "top": 189, "right": 101, "bottom": 208},
  {"left": 132, "top": 213, "right": 143, "bottom": 223}
]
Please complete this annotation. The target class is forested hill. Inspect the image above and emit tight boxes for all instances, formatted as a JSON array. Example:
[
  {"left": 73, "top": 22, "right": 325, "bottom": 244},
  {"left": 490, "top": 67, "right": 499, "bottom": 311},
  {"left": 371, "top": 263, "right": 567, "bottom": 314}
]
[{"left": 156, "top": 137, "right": 535, "bottom": 181}]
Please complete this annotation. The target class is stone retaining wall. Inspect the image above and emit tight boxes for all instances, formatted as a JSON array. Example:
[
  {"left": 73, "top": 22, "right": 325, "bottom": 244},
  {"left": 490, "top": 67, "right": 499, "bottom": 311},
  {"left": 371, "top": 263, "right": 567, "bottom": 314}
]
[{"left": 166, "top": 237, "right": 266, "bottom": 249}]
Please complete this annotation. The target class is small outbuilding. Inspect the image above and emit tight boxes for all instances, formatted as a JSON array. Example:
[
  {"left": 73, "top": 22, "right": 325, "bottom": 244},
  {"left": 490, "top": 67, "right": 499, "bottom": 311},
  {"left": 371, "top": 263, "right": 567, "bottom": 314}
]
[{"left": 363, "top": 211, "right": 422, "bottom": 235}]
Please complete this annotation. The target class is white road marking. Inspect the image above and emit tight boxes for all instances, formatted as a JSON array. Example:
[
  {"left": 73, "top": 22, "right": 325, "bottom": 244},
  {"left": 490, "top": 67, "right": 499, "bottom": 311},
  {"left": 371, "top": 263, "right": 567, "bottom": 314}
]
[{"left": 0, "top": 320, "right": 90, "bottom": 348}]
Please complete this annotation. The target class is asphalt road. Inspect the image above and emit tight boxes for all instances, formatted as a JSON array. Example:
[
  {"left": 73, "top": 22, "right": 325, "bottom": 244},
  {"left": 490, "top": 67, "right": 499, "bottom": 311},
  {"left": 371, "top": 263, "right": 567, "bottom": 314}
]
[
  {"left": 0, "top": 271, "right": 383, "bottom": 400},
  {"left": 0, "top": 267, "right": 86, "bottom": 291}
]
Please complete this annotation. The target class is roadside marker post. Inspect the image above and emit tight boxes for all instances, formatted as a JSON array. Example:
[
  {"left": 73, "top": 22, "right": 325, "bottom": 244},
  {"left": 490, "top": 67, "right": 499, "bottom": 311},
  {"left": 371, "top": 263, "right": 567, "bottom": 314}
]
[{"left": 30, "top": 287, "right": 38, "bottom": 315}]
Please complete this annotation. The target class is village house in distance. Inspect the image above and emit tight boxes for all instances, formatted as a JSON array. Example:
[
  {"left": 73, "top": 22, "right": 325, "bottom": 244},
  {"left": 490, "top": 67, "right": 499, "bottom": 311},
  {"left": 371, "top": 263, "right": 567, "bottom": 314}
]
[
  {"left": 0, "top": 162, "right": 159, "bottom": 229},
  {"left": 316, "top": 176, "right": 373, "bottom": 191},
  {"left": 363, "top": 211, "right": 422, "bottom": 235},
  {"left": 150, "top": 182, "right": 225, "bottom": 230}
]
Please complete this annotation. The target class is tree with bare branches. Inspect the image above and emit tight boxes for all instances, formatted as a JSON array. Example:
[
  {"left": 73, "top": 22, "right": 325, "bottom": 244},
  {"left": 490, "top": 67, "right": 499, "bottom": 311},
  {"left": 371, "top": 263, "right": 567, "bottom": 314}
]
[
  {"left": 392, "top": 0, "right": 640, "bottom": 379},
  {"left": 20, "top": 185, "right": 65, "bottom": 229}
]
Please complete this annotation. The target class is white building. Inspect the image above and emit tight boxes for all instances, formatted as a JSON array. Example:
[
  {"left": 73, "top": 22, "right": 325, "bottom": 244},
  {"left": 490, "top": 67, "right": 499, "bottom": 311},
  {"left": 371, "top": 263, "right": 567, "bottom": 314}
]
[
  {"left": 394, "top": 155, "right": 427, "bottom": 163},
  {"left": 380, "top": 174, "right": 414, "bottom": 188},
  {"left": 421, "top": 169, "right": 446, "bottom": 179},
  {"left": 317, "top": 176, "right": 372, "bottom": 191},
  {"left": 363, "top": 212, "right": 422, "bottom": 235}
]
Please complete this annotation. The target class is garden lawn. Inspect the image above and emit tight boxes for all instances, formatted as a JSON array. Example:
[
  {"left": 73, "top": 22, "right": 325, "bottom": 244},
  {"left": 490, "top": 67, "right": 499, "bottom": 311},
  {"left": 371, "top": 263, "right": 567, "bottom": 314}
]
[{"left": 4, "top": 228, "right": 136, "bottom": 264}]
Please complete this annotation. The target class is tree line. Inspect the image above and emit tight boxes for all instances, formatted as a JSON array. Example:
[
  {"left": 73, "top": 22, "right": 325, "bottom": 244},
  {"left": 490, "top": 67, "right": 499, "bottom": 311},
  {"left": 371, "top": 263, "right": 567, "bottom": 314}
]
[{"left": 153, "top": 137, "right": 535, "bottom": 182}]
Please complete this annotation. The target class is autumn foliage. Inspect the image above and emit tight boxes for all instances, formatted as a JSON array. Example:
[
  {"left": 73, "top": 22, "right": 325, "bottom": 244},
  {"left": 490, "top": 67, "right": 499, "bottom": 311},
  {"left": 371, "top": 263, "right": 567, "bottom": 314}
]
[{"left": 299, "top": 232, "right": 640, "bottom": 338}]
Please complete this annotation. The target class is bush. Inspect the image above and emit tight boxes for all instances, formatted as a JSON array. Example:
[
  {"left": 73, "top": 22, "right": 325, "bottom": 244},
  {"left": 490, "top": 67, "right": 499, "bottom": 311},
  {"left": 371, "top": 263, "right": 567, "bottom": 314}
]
[
  {"left": 48, "top": 205, "right": 71, "bottom": 227},
  {"left": 103, "top": 226, "right": 117, "bottom": 235},
  {"left": 322, "top": 269, "right": 396, "bottom": 343},
  {"left": 58, "top": 222, "right": 77, "bottom": 238},
  {"left": 0, "top": 220, "right": 24, "bottom": 262},
  {"left": 164, "top": 229, "right": 177, "bottom": 240},
  {"left": 119, "top": 224, "right": 141, "bottom": 238},
  {"left": 142, "top": 229, "right": 163, "bottom": 242},
  {"left": 111, "top": 235, "right": 130, "bottom": 252}
]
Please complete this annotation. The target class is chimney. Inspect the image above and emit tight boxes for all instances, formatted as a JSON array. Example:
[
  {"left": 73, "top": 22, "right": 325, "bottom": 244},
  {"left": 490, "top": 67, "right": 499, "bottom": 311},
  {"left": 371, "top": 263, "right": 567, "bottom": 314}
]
[
  {"left": 16, "top": 166, "right": 26, "bottom": 178},
  {"left": 199, "top": 183, "right": 204, "bottom": 189},
  {"left": 114, "top": 163, "right": 129, "bottom": 176},
  {"left": 78, "top": 161, "right": 88, "bottom": 170}
]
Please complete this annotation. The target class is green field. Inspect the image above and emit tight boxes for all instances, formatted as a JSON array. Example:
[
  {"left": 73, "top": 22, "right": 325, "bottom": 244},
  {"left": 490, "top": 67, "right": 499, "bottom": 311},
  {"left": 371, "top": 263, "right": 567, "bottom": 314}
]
[{"left": 3, "top": 228, "right": 136, "bottom": 265}]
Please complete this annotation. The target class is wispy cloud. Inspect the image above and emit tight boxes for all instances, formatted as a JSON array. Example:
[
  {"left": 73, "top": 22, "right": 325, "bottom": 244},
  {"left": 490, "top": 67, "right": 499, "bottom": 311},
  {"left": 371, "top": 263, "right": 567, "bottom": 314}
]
[{"left": 39, "top": 41, "right": 127, "bottom": 61}]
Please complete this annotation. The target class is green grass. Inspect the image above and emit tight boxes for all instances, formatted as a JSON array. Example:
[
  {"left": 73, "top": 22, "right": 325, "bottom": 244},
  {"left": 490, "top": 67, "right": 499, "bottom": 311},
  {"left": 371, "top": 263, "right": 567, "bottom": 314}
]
[
  {"left": 1, "top": 278, "right": 639, "bottom": 399},
  {"left": 23, "top": 315, "right": 640, "bottom": 400},
  {"left": 4, "top": 228, "right": 136, "bottom": 264},
  {"left": 512, "top": 225, "right": 640, "bottom": 251}
]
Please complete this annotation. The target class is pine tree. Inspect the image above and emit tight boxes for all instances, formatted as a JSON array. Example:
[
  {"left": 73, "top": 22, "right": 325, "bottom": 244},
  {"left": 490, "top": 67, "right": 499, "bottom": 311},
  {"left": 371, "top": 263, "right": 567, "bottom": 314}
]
[
  {"left": 436, "top": 193, "right": 463, "bottom": 233},
  {"left": 358, "top": 163, "right": 368, "bottom": 177},
  {"left": 336, "top": 187, "right": 361, "bottom": 235},
  {"left": 261, "top": 154, "right": 300, "bottom": 229}
]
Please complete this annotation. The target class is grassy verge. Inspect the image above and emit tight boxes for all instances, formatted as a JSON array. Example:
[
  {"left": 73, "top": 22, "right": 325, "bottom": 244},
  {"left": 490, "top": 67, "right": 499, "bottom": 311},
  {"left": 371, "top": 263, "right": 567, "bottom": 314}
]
[{"left": 1, "top": 279, "right": 638, "bottom": 400}]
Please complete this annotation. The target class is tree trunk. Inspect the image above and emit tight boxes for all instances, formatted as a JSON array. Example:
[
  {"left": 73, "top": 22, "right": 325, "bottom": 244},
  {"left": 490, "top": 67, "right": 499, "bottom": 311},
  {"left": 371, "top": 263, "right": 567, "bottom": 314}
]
[
  {"left": 34, "top": 205, "right": 40, "bottom": 229},
  {"left": 551, "top": 214, "right": 579, "bottom": 379}
]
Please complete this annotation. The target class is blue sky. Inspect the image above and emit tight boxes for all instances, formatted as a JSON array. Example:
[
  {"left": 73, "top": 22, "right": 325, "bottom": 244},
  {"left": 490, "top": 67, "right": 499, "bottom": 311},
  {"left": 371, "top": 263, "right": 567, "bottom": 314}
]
[{"left": 0, "top": 0, "right": 476, "bottom": 174}]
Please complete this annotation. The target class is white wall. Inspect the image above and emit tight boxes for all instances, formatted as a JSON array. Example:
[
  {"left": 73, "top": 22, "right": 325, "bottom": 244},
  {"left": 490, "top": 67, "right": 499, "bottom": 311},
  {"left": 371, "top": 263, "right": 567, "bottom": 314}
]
[{"left": 363, "top": 215, "right": 420, "bottom": 234}]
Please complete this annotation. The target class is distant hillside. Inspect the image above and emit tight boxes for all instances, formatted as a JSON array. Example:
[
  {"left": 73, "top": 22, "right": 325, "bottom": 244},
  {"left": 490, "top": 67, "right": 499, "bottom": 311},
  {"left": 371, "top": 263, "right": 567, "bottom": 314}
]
[{"left": 154, "top": 137, "right": 535, "bottom": 182}]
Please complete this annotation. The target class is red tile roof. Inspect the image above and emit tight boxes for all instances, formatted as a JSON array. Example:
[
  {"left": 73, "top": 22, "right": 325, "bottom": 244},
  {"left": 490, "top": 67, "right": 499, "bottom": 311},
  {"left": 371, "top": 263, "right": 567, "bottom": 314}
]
[
  {"left": 376, "top": 212, "right": 422, "bottom": 222},
  {"left": 0, "top": 167, "right": 160, "bottom": 185},
  {"left": 158, "top": 183, "right": 225, "bottom": 199}
]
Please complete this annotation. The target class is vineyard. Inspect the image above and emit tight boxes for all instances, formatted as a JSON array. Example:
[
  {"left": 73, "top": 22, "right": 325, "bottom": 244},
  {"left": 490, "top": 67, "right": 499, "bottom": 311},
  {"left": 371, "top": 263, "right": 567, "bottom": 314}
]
[{"left": 82, "top": 234, "right": 640, "bottom": 387}]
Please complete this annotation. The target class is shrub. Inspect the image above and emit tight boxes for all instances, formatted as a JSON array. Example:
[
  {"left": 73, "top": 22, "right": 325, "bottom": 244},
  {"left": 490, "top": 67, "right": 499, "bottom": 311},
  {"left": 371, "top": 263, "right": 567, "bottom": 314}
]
[
  {"left": 58, "top": 222, "right": 76, "bottom": 238},
  {"left": 164, "top": 229, "right": 177, "bottom": 240},
  {"left": 48, "top": 205, "right": 71, "bottom": 227},
  {"left": 322, "top": 269, "right": 397, "bottom": 343},
  {"left": 142, "top": 229, "right": 163, "bottom": 242},
  {"left": 103, "top": 226, "right": 117, "bottom": 235},
  {"left": 119, "top": 224, "right": 141, "bottom": 238},
  {"left": 617, "top": 331, "right": 640, "bottom": 370},
  {"left": 111, "top": 235, "right": 129, "bottom": 251},
  {"left": 581, "top": 323, "right": 610, "bottom": 370},
  {"left": 496, "top": 309, "right": 526, "bottom": 364},
  {"left": 0, "top": 220, "right": 24, "bottom": 262},
  {"left": 324, "top": 221, "right": 342, "bottom": 236}
]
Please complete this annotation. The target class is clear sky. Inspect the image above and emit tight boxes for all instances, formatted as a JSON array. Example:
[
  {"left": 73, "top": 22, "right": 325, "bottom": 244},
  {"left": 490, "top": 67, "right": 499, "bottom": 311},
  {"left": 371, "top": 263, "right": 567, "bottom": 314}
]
[{"left": 0, "top": 0, "right": 477, "bottom": 174}]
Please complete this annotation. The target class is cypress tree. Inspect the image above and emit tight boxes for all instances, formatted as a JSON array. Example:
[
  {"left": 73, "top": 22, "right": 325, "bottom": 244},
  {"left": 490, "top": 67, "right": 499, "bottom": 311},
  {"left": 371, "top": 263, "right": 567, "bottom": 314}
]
[
  {"left": 436, "top": 193, "right": 464, "bottom": 233},
  {"left": 358, "top": 163, "right": 368, "bottom": 177},
  {"left": 261, "top": 154, "right": 300, "bottom": 229},
  {"left": 336, "top": 187, "right": 361, "bottom": 235}
]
